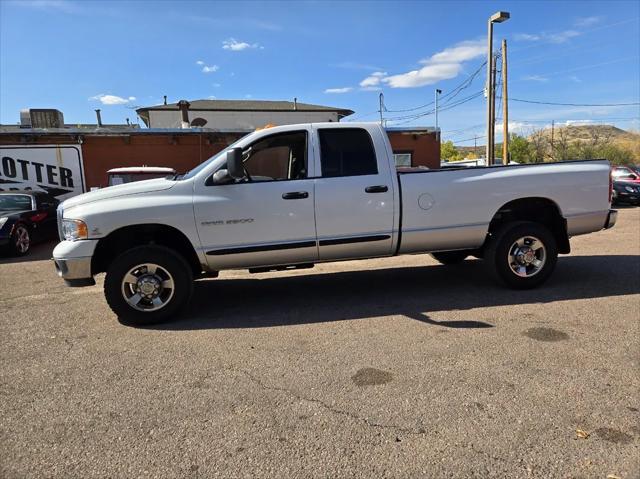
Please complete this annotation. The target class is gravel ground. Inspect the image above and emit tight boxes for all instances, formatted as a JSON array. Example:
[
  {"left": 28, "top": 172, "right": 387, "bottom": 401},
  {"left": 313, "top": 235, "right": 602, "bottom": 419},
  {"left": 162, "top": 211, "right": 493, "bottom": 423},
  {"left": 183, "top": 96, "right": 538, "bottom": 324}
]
[{"left": 1, "top": 208, "right": 639, "bottom": 478}]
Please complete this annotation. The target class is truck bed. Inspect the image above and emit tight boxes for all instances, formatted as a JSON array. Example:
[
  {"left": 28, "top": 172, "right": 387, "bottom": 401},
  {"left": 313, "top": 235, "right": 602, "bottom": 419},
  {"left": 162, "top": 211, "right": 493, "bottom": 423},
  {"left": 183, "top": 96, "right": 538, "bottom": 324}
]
[{"left": 396, "top": 159, "right": 611, "bottom": 254}]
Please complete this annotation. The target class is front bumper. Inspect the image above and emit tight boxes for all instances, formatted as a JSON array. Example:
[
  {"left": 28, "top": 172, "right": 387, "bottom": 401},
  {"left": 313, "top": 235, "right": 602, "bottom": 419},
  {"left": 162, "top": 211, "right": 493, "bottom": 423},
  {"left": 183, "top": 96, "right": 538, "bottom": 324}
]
[
  {"left": 604, "top": 209, "right": 618, "bottom": 229},
  {"left": 53, "top": 256, "right": 95, "bottom": 286},
  {"left": 52, "top": 239, "right": 99, "bottom": 287}
]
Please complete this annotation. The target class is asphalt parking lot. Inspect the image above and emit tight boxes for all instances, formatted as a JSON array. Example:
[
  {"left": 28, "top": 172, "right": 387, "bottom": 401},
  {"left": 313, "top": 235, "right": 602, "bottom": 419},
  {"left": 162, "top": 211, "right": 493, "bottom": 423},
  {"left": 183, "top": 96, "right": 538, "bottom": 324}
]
[{"left": 1, "top": 208, "right": 639, "bottom": 478}]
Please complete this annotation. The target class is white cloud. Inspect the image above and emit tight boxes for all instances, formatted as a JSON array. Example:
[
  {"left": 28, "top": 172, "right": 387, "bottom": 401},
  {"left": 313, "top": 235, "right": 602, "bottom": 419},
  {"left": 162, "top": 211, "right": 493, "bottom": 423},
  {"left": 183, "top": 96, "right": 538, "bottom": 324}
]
[
  {"left": 522, "top": 75, "right": 549, "bottom": 82},
  {"left": 324, "top": 87, "right": 353, "bottom": 94},
  {"left": 202, "top": 65, "right": 219, "bottom": 73},
  {"left": 245, "top": 94, "right": 252, "bottom": 99},
  {"left": 384, "top": 63, "right": 462, "bottom": 88},
  {"left": 222, "top": 38, "right": 262, "bottom": 51},
  {"left": 359, "top": 71, "right": 387, "bottom": 88},
  {"left": 574, "top": 16, "right": 601, "bottom": 27},
  {"left": 569, "top": 75, "right": 581, "bottom": 83},
  {"left": 495, "top": 121, "right": 535, "bottom": 134},
  {"left": 514, "top": 33, "right": 540, "bottom": 41},
  {"left": 359, "top": 39, "right": 486, "bottom": 89},
  {"left": 89, "top": 94, "right": 135, "bottom": 105},
  {"left": 12, "top": 0, "right": 77, "bottom": 13},
  {"left": 564, "top": 119, "right": 595, "bottom": 126},
  {"left": 196, "top": 60, "right": 204, "bottom": 65},
  {"left": 331, "top": 61, "right": 384, "bottom": 71},
  {"left": 211, "top": 82, "right": 221, "bottom": 87},
  {"left": 515, "top": 29, "right": 580, "bottom": 44},
  {"left": 424, "top": 39, "right": 486, "bottom": 64}
]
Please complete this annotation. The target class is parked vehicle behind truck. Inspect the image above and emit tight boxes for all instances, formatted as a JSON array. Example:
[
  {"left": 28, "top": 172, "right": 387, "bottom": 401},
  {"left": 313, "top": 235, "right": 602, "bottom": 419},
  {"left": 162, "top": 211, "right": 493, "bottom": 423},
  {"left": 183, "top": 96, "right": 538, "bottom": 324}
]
[{"left": 52, "top": 123, "right": 617, "bottom": 325}]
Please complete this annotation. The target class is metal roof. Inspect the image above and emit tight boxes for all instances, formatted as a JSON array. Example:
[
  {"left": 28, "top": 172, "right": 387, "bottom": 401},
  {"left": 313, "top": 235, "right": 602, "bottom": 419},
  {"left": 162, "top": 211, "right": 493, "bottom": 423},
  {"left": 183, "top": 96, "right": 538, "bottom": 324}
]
[
  {"left": 0, "top": 125, "right": 252, "bottom": 136},
  {"left": 136, "top": 99, "right": 354, "bottom": 117},
  {"left": 385, "top": 126, "right": 438, "bottom": 133}
]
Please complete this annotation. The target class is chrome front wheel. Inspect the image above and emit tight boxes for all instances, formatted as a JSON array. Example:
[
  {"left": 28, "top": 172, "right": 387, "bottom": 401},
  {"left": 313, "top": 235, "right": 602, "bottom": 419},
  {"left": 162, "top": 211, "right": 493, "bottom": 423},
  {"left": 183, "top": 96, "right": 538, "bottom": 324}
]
[
  {"left": 105, "top": 245, "right": 193, "bottom": 325},
  {"left": 121, "top": 263, "right": 175, "bottom": 312}
]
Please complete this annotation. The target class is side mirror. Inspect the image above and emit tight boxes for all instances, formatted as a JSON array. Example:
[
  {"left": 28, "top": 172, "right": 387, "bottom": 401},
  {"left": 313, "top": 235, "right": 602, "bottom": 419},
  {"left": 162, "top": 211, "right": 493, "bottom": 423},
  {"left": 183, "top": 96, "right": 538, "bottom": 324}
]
[
  {"left": 227, "top": 148, "right": 245, "bottom": 180},
  {"left": 209, "top": 169, "right": 234, "bottom": 185}
]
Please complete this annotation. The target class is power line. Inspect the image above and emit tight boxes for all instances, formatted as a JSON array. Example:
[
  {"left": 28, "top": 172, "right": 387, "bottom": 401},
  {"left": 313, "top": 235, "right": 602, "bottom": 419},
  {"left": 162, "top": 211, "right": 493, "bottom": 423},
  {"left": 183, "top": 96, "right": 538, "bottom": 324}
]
[
  {"left": 386, "top": 90, "right": 484, "bottom": 123},
  {"left": 510, "top": 98, "right": 640, "bottom": 107},
  {"left": 382, "top": 60, "right": 486, "bottom": 113}
]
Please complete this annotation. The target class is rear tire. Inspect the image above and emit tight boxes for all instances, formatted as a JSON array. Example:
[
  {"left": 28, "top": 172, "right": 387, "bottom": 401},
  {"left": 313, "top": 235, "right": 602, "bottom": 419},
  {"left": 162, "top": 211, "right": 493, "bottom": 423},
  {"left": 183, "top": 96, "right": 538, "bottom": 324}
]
[
  {"left": 10, "top": 224, "right": 31, "bottom": 256},
  {"left": 104, "top": 245, "right": 193, "bottom": 325},
  {"left": 430, "top": 251, "right": 469, "bottom": 265},
  {"left": 485, "top": 221, "right": 557, "bottom": 289}
]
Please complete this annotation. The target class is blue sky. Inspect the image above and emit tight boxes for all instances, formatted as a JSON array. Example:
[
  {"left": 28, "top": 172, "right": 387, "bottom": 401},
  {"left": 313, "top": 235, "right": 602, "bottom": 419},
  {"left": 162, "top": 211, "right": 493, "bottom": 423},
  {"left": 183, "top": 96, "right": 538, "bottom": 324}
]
[{"left": 1, "top": 0, "right": 638, "bottom": 146}]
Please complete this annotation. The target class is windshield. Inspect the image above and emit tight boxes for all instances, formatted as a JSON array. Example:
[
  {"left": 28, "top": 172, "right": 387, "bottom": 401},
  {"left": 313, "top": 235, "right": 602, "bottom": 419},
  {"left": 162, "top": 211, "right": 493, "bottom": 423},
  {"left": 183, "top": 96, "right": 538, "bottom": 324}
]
[
  {"left": 181, "top": 135, "right": 248, "bottom": 180},
  {"left": 0, "top": 194, "right": 33, "bottom": 211}
]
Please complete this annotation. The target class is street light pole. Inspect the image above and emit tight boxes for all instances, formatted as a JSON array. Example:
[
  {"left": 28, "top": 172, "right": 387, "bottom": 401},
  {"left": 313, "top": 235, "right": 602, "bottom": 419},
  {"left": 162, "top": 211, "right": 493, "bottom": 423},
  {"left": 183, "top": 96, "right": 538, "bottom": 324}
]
[
  {"left": 486, "top": 11, "right": 510, "bottom": 166},
  {"left": 502, "top": 39, "right": 509, "bottom": 165},
  {"left": 486, "top": 20, "right": 494, "bottom": 166},
  {"left": 435, "top": 88, "right": 442, "bottom": 141}
]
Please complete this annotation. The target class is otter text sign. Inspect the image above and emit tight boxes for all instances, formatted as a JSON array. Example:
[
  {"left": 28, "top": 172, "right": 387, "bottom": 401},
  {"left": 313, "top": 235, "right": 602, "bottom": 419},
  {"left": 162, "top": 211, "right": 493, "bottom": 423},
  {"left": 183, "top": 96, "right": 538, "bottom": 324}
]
[{"left": 0, "top": 145, "right": 85, "bottom": 200}]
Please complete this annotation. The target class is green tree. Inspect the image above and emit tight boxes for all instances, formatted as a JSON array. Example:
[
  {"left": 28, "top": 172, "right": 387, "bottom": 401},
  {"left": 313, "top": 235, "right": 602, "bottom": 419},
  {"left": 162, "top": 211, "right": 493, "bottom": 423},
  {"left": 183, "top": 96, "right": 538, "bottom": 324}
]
[
  {"left": 441, "top": 140, "right": 462, "bottom": 161},
  {"left": 508, "top": 134, "right": 533, "bottom": 163}
]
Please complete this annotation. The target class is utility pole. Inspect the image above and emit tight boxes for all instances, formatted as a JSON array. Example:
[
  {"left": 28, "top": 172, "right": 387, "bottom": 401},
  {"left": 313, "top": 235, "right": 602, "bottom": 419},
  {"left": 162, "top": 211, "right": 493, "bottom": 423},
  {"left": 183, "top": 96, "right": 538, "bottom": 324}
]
[
  {"left": 379, "top": 92, "right": 384, "bottom": 126},
  {"left": 435, "top": 89, "right": 442, "bottom": 141},
  {"left": 486, "top": 11, "right": 510, "bottom": 166},
  {"left": 501, "top": 39, "right": 509, "bottom": 165},
  {"left": 551, "top": 120, "right": 555, "bottom": 161}
]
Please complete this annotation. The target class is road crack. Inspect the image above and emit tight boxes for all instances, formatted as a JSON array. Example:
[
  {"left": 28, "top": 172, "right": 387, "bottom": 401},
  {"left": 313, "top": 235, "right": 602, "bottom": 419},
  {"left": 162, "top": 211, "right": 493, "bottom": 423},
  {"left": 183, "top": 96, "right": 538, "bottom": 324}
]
[{"left": 235, "top": 368, "right": 426, "bottom": 437}]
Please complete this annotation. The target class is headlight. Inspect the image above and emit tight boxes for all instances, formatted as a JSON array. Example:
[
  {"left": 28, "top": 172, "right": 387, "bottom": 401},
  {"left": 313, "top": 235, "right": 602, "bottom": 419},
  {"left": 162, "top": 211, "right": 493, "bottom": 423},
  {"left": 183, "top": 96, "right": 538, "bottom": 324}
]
[
  {"left": 62, "top": 219, "right": 88, "bottom": 241},
  {"left": 624, "top": 186, "right": 636, "bottom": 192},
  {"left": 0, "top": 217, "right": 7, "bottom": 229}
]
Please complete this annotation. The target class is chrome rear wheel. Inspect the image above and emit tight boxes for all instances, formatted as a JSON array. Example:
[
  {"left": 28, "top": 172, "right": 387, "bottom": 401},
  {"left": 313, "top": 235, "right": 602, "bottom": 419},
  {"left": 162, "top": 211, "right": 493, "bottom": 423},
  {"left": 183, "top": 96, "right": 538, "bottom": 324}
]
[{"left": 507, "top": 236, "right": 546, "bottom": 278}]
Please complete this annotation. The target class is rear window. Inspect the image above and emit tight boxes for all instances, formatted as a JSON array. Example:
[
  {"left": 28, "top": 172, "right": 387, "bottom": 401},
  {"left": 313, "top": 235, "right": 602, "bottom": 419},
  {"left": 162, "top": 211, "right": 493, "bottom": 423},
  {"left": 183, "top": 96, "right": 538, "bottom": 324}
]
[{"left": 318, "top": 128, "right": 378, "bottom": 177}]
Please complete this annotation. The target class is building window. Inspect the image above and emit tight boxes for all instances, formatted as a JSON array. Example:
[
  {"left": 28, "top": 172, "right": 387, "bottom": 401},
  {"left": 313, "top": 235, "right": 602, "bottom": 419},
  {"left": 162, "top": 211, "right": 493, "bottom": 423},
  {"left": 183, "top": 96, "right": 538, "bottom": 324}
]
[{"left": 393, "top": 152, "right": 412, "bottom": 167}]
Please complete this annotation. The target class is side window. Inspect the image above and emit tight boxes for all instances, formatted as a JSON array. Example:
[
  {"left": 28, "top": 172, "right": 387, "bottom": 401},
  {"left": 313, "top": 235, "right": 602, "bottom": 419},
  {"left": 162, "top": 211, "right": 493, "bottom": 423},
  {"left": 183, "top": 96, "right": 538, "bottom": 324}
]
[
  {"left": 243, "top": 131, "right": 307, "bottom": 181},
  {"left": 613, "top": 168, "right": 631, "bottom": 178},
  {"left": 319, "top": 128, "right": 378, "bottom": 177}
]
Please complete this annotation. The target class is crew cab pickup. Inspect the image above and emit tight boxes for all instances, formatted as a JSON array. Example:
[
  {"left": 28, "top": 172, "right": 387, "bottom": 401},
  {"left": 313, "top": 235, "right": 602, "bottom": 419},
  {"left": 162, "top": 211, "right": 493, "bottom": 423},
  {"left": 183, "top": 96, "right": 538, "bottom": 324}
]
[{"left": 53, "top": 123, "right": 617, "bottom": 324}]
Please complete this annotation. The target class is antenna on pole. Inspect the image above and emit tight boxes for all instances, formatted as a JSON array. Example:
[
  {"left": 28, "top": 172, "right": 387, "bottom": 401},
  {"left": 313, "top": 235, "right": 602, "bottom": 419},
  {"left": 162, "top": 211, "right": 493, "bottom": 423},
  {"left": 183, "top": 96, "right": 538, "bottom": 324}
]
[{"left": 379, "top": 93, "right": 384, "bottom": 126}]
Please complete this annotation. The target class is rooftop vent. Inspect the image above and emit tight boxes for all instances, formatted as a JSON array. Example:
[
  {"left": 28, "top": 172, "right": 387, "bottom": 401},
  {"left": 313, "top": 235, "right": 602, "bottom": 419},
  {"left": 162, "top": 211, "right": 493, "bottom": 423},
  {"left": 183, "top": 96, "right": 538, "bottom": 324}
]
[{"left": 20, "top": 109, "right": 65, "bottom": 129}]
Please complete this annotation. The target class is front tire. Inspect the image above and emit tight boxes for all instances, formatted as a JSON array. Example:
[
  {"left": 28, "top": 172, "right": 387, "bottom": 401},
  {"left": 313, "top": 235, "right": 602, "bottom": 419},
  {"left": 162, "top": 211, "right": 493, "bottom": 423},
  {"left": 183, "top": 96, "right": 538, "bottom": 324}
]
[
  {"left": 485, "top": 221, "right": 558, "bottom": 289},
  {"left": 104, "top": 245, "right": 193, "bottom": 325}
]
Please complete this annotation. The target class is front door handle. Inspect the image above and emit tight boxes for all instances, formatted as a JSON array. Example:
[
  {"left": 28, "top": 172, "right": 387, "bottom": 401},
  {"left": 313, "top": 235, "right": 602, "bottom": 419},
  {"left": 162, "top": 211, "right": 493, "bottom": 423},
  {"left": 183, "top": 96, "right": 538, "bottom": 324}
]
[
  {"left": 365, "top": 185, "right": 389, "bottom": 193},
  {"left": 282, "top": 191, "right": 309, "bottom": 200}
]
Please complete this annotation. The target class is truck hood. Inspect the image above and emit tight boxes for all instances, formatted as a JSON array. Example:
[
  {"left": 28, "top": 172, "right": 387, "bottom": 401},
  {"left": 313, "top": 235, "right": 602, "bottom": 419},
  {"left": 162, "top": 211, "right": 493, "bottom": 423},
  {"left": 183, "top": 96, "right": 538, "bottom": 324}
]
[{"left": 62, "top": 178, "right": 176, "bottom": 210}]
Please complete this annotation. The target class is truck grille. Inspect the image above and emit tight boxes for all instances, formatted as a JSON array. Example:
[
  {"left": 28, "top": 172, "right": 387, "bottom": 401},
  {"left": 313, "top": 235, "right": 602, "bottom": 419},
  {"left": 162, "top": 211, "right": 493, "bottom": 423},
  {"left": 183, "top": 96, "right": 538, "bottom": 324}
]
[{"left": 57, "top": 204, "right": 64, "bottom": 241}]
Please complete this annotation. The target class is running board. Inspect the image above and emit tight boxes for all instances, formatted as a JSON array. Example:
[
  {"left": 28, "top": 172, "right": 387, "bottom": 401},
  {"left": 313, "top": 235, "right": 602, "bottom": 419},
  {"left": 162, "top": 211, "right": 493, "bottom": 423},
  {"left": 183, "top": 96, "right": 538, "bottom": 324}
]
[{"left": 249, "top": 263, "right": 315, "bottom": 274}]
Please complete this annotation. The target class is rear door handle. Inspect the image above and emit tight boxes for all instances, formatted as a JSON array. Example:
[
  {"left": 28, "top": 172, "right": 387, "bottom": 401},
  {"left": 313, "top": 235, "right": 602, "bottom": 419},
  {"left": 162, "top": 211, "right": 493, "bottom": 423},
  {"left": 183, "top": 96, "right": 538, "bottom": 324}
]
[
  {"left": 282, "top": 191, "right": 309, "bottom": 200},
  {"left": 365, "top": 185, "right": 389, "bottom": 193}
]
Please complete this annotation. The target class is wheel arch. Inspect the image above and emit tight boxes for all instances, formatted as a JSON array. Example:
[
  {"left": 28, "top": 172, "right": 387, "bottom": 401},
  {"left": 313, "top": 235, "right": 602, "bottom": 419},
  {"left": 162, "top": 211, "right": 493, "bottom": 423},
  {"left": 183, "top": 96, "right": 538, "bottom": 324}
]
[
  {"left": 485, "top": 197, "right": 570, "bottom": 254},
  {"left": 91, "top": 223, "right": 202, "bottom": 276}
]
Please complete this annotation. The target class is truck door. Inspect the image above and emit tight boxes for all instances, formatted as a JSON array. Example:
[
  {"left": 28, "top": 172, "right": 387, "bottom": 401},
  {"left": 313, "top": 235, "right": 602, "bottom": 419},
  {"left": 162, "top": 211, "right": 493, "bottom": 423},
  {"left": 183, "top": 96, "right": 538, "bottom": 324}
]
[
  {"left": 313, "top": 126, "right": 395, "bottom": 260},
  {"left": 194, "top": 129, "right": 318, "bottom": 269}
]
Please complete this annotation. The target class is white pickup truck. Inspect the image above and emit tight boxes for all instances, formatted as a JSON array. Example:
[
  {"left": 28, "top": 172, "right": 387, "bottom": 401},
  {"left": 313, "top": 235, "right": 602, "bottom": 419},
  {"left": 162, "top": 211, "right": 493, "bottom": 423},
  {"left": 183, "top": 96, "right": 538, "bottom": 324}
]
[{"left": 53, "top": 123, "right": 617, "bottom": 324}]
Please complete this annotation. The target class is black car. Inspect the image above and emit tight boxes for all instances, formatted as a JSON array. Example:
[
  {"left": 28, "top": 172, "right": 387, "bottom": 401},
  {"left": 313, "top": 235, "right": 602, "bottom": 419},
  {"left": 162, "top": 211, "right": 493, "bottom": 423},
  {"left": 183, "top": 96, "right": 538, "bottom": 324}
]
[
  {"left": 0, "top": 190, "right": 60, "bottom": 256},
  {"left": 612, "top": 180, "right": 640, "bottom": 206}
]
